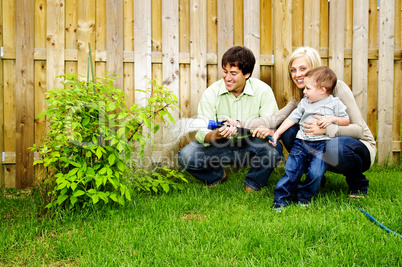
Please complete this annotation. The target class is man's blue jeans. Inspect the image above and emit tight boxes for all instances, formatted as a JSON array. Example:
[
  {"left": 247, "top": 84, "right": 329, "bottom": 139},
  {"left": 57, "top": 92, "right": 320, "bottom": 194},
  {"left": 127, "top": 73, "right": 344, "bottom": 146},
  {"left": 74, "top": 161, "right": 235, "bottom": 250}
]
[
  {"left": 178, "top": 137, "right": 281, "bottom": 191},
  {"left": 274, "top": 139, "right": 327, "bottom": 205},
  {"left": 281, "top": 124, "right": 371, "bottom": 193}
]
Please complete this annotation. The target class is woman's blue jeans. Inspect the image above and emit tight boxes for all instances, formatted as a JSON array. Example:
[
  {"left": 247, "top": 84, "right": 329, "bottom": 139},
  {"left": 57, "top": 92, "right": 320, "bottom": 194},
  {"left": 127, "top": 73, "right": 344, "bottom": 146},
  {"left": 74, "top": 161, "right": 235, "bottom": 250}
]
[
  {"left": 178, "top": 137, "right": 281, "bottom": 190},
  {"left": 274, "top": 139, "right": 327, "bottom": 205},
  {"left": 281, "top": 125, "right": 371, "bottom": 193}
]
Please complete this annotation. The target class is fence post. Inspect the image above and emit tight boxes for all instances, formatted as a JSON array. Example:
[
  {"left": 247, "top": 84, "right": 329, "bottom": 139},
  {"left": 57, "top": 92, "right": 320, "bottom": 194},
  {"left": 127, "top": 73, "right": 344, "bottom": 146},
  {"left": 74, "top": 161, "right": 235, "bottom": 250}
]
[
  {"left": 244, "top": 0, "right": 260, "bottom": 78},
  {"left": 352, "top": 0, "right": 369, "bottom": 121},
  {"left": 273, "top": 0, "right": 292, "bottom": 109},
  {"left": 329, "top": 0, "right": 345, "bottom": 80},
  {"left": 377, "top": 0, "right": 395, "bottom": 165},
  {"left": 15, "top": 0, "right": 34, "bottom": 188}
]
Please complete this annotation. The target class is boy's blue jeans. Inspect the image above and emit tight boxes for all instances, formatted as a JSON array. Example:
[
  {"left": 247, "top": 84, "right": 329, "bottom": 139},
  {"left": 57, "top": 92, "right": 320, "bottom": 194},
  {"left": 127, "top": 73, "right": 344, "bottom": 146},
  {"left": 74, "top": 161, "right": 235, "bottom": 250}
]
[
  {"left": 281, "top": 125, "right": 370, "bottom": 193},
  {"left": 274, "top": 139, "right": 328, "bottom": 205},
  {"left": 178, "top": 137, "right": 281, "bottom": 191}
]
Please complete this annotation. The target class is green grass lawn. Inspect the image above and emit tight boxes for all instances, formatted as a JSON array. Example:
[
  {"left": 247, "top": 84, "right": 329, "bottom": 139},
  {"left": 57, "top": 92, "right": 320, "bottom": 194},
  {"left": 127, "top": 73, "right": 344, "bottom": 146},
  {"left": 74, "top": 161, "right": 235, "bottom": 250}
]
[{"left": 1, "top": 164, "right": 401, "bottom": 266}]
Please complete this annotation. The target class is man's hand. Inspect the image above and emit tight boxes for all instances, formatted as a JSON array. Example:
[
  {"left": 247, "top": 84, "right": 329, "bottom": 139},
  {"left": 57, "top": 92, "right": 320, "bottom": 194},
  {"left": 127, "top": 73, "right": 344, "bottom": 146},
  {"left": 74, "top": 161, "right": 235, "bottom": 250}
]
[{"left": 217, "top": 124, "right": 237, "bottom": 139}]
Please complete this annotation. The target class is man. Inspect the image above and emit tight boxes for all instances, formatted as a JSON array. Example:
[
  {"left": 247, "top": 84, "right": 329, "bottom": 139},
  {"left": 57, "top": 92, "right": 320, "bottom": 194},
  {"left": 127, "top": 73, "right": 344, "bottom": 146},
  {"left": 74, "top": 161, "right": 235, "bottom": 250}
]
[{"left": 178, "top": 46, "right": 280, "bottom": 192}]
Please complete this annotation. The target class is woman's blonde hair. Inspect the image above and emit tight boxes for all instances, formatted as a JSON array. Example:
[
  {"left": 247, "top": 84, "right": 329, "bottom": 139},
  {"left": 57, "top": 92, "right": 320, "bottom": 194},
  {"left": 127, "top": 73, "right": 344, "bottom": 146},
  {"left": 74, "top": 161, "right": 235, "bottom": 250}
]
[{"left": 287, "top": 46, "right": 322, "bottom": 101}]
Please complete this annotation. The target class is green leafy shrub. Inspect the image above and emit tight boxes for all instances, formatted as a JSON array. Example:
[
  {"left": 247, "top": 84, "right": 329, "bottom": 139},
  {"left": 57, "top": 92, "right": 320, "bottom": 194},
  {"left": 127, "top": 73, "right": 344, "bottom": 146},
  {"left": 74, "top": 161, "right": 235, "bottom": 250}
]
[{"left": 31, "top": 74, "right": 185, "bottom": 210}]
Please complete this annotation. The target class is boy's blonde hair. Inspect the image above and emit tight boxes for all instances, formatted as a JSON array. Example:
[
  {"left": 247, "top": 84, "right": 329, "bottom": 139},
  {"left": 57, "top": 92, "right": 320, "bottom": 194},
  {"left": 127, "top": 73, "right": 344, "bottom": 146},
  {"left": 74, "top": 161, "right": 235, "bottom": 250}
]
[{"left": 305, "top": 66, "right": 337, "bottom": 94}]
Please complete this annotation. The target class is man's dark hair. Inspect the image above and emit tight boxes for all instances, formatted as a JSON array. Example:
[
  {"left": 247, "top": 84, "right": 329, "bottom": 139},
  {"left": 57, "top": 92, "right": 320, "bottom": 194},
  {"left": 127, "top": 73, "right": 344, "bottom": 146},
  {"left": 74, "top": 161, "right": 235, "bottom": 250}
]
[{"left": 221, "top": 46, "right": 256, "bottom": 78}]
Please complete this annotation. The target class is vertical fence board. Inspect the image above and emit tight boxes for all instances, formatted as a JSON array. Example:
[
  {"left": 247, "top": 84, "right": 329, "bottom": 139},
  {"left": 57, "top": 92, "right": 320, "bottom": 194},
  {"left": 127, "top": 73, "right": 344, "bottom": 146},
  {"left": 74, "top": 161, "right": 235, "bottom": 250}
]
[
  {"left": 217, "top": 0, "right": 233, "bottom": 67},
  {"left": 329, "top": 0, "right": 345, "bottom": 79},
  {"left": 260, "top": 0, "right": 272, "bottom": 86},
  {"left": 3, "top": 0, "right": 16, "bottom": 187},
  {"left": 352, "top": 0, "right": 368, "bottom": 120},
  {"left": 393, "top": 0, "right": 401, "bottom": 162},
  {"left": 377, "top": 0, "right": 395, "bottom": 164},
  {"left": 134, "top": 0, "right": 151, "bottom": 106},
  {"left": 106, "top": 0, "right": 123, "bottom": 89},
  {"left": 0, "top": 0, "right": 3, "bottom": 186},
  {"left": 244, "top": 0, "right": 260, "bottom": 78},
  {"left": 292, "top": 0, "right": 303, "bottom": 48},
  {"left": 15, "top": 0, "right": 35, "bottom": 188},
  {"left": 319, "top": 0, "right": 328, "bottom": 50},
  {"left": 367, "top": 0, "right": 378, "bottom": 139},
  {"left": 95, "top": 0, "right": 107, "bottom": 78},
  {"left": 65, "top": 0, "right": 78, "bottom": 75},
  {"left": 162, "top": 0, "right": 179, "bottom": 120},
  {"left": 77, "top": 0, "right": 95, "bottom": 79},
  {"left": 179, "top": 0, "right": 190, "bottom": 118},
  {"left": 34, "top": 62, "right": 47, "bottom": 143},
  {"left": 207, "top": 0, "right": 218, "bottom": 86},
  {"left": 123, "top": 0, "right": 134, "bottom": 107},
  {"left": 343, "top": 0, "right": 353, "bottom": 88},
  {"left": 34, "top": 0, "right": 47, "bottom": 145},
  {"left": 303, "top": 0, "right": 320, "bottom": 50},
  {"left": 233, "top": 0, "right": 243, "bottom": 46},
  {"left": 3, "top": 61, "right": 16, "bottom": 187},
  {"left": 273, "top": 0, "right": 292, "bottom": 108},
  {"left": 47, "top": 0, "right": 65, "bottom": 92},
  {"left": 190, "top": 0, "right": 207, "bottom": 117},
  {"left": 151, "top": 0, "right": 162, "bottom": 85}
]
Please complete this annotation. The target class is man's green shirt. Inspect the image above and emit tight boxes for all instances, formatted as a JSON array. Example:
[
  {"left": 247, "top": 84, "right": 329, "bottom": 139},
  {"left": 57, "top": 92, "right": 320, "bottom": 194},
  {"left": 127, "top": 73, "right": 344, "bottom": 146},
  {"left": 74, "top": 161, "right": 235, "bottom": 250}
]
[{"left": 196, "top": 77, "right": 278, "bottom": 144}]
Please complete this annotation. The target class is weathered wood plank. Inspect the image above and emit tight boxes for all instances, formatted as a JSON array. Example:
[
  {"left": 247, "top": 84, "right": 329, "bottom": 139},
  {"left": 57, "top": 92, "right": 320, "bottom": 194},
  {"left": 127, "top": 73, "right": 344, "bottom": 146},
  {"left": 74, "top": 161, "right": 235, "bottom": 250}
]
[
  {"left": 377, "top": 0, "right": 395, "bottom": 165},
  {"left": 123, "top": 0, "right": 134, "bottom": 107},
  {"left": 319, "top": 0, "right": 329, "bottom": 48},
  {"left": 273, "top": 0, "right": 292, "bottom": 109},
  {"left": 329, "top": 0, "right": 345, "bottom": 79},
  {"left": 3, "top": 0, "right": 16, "bottom": 185},
  {"left": 134, "top": 0, "right": 151, "bottom": 106},
  {"left": 292, "top": 0, "right": 303, "bottom": 48},
  {"left": 392, "top": 0, "right": 401, "bottom": 162},
  {"left": 244, "top": 0, "right": 260, "bottom": 78},
  {"left": 162, "top": 0, "right": 180, "bottom": 120},
  {"left": 352, "top": 0, "right": 368, "bottom": 120},
  {"left": 47, "top": 0, "right": 65, "bottom": 91},
  {"left": 179, "top": 0, "right": 191, "bottom": 117},
  {"left": 15, "top": 0, "right": 35, "bottom": 188},
  {"left": 217, "top": 0, "right": 233, "bottom": 68},
  {"left": 190, "top": 0, "right": 207, "bottom": 117},
  {"left": 34, "top": 61, "right": 47, "bottom": 144},
  {"left": 95, "top": 0, "right": 107, "bottom": 79},
  {"left": 0, "top": 0, "right": 3, "bottom": 186},
  {"left": 77, "top": 0, "right": 95, "bottom": 79},
  {"left": 233, "top": 0, "right": 243, "bottom": 46},
  {"left": 106, "top": 0, "right": 124, "bottom": 88},
  {"left": 304, "top": 0, "right": 320, "bottom": 50}
]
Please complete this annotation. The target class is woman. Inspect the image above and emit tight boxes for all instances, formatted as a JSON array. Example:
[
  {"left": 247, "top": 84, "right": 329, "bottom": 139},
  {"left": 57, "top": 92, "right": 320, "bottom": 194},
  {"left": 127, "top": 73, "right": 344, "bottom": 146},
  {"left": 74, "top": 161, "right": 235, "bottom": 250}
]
[{"left": 245, "top": 46, "right": 376, "bottom": 198}]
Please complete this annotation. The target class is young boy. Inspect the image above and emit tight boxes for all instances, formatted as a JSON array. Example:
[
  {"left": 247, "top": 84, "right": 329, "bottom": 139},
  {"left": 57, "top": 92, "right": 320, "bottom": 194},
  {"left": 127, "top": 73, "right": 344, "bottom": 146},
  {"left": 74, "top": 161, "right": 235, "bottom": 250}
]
[{"left": 270, "top": 66, "right": 350, "bottom": 211}]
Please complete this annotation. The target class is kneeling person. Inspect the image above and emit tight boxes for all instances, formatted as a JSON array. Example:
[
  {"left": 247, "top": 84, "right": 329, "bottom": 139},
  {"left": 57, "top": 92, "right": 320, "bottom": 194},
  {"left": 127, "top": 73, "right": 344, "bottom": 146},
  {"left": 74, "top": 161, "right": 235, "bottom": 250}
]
[{"left": 178, "top": 46, "right": 280, "bottom": 192}]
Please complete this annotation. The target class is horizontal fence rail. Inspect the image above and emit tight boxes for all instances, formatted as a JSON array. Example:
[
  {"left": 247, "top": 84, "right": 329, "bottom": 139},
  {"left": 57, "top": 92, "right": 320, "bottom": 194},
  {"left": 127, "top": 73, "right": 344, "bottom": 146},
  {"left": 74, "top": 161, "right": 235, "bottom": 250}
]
[{"left": 1, "top": 0, "right": 401, "bottom": 188}]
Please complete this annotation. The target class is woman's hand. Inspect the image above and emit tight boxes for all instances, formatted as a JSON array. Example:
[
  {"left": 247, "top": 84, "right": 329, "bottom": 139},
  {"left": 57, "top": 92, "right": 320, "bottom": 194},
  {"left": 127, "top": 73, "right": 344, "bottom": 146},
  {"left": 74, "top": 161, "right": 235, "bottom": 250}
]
[
  {"left": 303, "top": 119, "right": 326, "bottom": 135},
  {"left": 252, "top": 126, "right": 274, "bottom": 139}
]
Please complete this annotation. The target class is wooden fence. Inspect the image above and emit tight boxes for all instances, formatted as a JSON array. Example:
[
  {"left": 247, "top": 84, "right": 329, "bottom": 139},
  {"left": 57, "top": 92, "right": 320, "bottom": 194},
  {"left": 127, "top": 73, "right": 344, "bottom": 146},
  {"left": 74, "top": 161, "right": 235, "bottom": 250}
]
[{"left": 1, "top": 0, "right": 401, "bottom": 188}]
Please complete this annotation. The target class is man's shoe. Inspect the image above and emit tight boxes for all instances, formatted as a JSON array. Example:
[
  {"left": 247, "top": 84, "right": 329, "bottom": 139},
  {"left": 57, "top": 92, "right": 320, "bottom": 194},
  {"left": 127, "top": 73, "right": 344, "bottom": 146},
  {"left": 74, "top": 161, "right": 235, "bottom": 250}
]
[
  {"left": 348, "top": 190, "right": 366, "bottom": 199},
  {"left": 245, "top": 184, "right": 260, "bottom": 193},
  {"left": 205, "top": 171, "right": 227, "bottom": 188}
]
